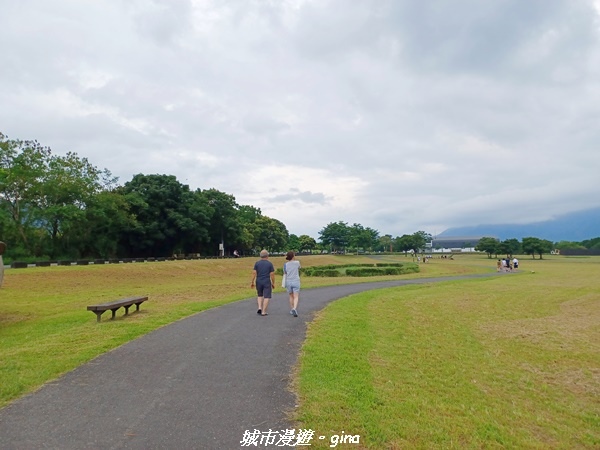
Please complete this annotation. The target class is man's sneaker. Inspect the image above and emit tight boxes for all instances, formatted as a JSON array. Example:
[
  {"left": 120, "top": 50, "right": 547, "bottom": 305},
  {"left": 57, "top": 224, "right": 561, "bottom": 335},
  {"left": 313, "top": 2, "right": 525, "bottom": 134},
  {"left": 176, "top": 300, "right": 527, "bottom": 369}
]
[
  {"left": 292, "top": 309, "right": 298, "bottom": 317},
  {"left": 257, "top": 309, "right": 262, "bottom": 315}
]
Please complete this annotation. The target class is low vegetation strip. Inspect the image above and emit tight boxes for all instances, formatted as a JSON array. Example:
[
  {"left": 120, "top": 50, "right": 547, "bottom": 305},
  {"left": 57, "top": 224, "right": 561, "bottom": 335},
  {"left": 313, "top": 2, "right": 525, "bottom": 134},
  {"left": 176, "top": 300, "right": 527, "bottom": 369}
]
[
  {"left": 294, "top": 257, "right": 600, "bottom": 448},
  {"left": 277, "top": 262, "right": 420, "bottom": 277}
]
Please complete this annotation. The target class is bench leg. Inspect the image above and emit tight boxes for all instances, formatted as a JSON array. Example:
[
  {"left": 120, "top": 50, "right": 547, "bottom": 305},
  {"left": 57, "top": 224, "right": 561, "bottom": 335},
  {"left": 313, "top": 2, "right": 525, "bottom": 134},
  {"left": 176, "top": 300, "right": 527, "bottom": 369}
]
[
  {"left": 135, "top": 302, "right": 143, "bottom": 311},
  {"left": 94, "top": 311, "right": 104, "bottom": 323},
  {"left": 110, "top": 308, "right": 119, "bottom": 320},
  {"left": 123, "top": 305, "right": 131, "bottom": 315}
]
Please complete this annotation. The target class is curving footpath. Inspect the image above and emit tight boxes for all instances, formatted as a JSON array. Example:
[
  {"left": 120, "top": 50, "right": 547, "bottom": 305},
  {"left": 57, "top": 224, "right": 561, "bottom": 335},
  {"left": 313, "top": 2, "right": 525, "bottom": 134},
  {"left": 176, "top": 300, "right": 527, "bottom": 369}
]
[{"left": 0, "top": 274, "right": 500, "bottom": 449}]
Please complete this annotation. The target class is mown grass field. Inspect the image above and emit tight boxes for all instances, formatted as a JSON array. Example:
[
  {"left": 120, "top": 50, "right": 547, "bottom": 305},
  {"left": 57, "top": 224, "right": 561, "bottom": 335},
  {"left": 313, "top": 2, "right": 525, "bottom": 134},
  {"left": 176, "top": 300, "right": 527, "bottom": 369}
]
[
  {"left": 294, "top": 255, "right": 600, "bottom": 449},
  {"left": 0, "top": 253, "right": 476, "bottom": 409},
  {"left": 1, "top": 253, "right": 598, "bottom": 449}
]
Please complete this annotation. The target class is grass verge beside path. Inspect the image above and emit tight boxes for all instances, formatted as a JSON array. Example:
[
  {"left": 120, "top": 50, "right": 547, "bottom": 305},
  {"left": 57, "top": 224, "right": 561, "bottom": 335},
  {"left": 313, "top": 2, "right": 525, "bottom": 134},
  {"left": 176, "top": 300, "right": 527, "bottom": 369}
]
[
  {"left": 0, "top": 254, "right": 478, "bottom": 408},
  {"left": 295, "top": 256, "right": 600, "bottom": 449}
]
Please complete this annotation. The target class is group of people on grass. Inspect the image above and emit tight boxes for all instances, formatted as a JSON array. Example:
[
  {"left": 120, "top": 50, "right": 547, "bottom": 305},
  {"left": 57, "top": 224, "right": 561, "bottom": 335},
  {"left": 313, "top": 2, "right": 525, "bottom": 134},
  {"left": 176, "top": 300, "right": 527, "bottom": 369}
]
[
  {"left": 497, "top": 257, "right": 519, "bottom": 272},
  {"left": 250, "top": 250, "right": 301, "bottom": 317}
]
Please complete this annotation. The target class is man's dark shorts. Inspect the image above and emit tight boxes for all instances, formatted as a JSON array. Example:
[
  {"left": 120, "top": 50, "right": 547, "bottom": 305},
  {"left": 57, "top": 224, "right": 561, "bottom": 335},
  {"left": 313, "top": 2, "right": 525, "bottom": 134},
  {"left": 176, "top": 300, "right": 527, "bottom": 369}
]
[{"left": 256, "top": 280, "right": 272, "bottom": 298}]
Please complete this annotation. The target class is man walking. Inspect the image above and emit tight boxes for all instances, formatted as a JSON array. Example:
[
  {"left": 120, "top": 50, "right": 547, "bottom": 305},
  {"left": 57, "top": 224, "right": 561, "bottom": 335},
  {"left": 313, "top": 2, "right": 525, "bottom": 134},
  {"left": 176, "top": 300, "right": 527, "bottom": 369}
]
[{"left": 250, "top": 249, "right": 275, "bottom": 316}]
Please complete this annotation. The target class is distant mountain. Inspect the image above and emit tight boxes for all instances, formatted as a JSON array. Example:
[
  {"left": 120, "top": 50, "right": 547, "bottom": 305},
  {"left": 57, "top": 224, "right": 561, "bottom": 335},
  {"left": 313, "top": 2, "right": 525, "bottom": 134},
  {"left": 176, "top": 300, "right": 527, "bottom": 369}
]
[{"left": 439, "top": 207, "right": 600, "bottom": 242}]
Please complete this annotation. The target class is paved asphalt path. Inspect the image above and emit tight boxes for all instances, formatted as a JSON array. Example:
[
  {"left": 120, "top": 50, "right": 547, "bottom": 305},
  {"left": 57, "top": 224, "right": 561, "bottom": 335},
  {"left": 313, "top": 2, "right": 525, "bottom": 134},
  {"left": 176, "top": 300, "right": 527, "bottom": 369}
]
[{"left": 0, "top": 273, "right": 500, "bottom": 449}]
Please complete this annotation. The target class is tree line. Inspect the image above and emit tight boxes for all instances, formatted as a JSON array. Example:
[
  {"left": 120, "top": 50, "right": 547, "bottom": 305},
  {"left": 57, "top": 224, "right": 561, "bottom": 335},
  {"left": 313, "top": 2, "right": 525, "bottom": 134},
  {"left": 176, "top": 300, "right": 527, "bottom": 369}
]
[
  {"left": 2, "top": 132, "right": 597, "bottom": 262},
  {"left": 0, "top": 133, "right": 291, "bottom": 260},
  {"left": 0, "top": 133, "right": 388, "bottom": 261},
  {"left": 473, "top": 236, "right": 599, "bottom": 259}
]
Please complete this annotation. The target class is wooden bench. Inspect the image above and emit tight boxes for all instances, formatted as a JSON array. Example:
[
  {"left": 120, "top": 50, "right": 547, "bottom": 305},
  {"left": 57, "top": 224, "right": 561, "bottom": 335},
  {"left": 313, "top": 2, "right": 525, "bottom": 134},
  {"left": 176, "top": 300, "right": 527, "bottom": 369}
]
[{"left": 87, "top": 297, "right": 148, "bottom": 323}]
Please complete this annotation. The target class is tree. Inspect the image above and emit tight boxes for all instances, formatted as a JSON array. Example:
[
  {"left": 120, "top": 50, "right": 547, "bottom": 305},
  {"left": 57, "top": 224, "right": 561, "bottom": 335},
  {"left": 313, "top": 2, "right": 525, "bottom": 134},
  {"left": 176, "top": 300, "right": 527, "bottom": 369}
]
[
  {"left": 237, "top": 205, "right": 262, "bottom": 225},
  {"left": 120, "top": 174, "right": 211, "bottom": 257},
  {"left": 237, "top": 205, "right": 263, "bottom": 254},
  {"left": 394, "top": 234, "right": 414, "bottom": 256},
  {"left": 198, "top": 188, "right": 243, "bottom": 256},
  {"left": 246, "top": 216, "right": 289, "bottom": 251},
  {"left": 581, "top": 237, "right": 600, "bottom": 249},
  {"left": 378, "top": 234, "right": 393, "bottom": 252},
  {"left": 319, "top": 221, "right": 350, "bottom": 252},
  {"left": 408, "top": 230, "right": 432, "bottom": 254},
  {"left": 475, "top": 236, "right": 501, "bottom": 258},
  {"left": 78, "top": 190, "right": 136, "bottom": 258},
  {"left": 0, "top": 134, "right": 50, "bottom": 253},
  {"left": 347, "top": 224, "right": 379, "bottom": 253},
  {"left": 498, "top": 238, "right": 521, "bottom": 258},
  {"left": 287, "top": 234, "right": 300, "bottom": 252},
  {"left": 35, "top": 152, "right": 114, "bottom": 258},
  {"left": 0, "top": 134, "right": 115, "bottom": 259},
  {"left": 555, "top": 240, "right": 585, "bottom": 250},
  {"left": 298, "top": 234, "right": 317, "bottom": 253},
  {"left": 522, "top": 237, "right": 553, "bottom": 259}
]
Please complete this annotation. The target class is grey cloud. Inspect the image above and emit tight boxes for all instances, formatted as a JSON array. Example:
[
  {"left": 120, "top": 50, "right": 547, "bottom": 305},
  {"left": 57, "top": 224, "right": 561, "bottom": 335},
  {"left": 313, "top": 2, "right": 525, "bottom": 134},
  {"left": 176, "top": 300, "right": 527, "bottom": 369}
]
[
  {"left": 384, "top": 1, "right": 597, "bottom": 76},
  {"left": 130, "top": 0, "right": 193, "bottom": 45},
  {"left": 269, "top": 189, "right": 330, "bottom": 205},
  {"left": 242, "top": 115, "right": 291, "bottom": 135},
  {"left": 1, "top": 0, "right": 600, "bottom": 238}
]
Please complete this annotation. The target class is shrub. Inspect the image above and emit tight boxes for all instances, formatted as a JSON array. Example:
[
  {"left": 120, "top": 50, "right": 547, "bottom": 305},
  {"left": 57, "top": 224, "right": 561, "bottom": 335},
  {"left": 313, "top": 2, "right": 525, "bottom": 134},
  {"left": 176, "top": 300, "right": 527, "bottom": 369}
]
[
  {"left": 346, "top": 268, "right": 386, "bottom": 277},
  {"left": 311, "top": 269, "right": 341, "bottom": 277}
]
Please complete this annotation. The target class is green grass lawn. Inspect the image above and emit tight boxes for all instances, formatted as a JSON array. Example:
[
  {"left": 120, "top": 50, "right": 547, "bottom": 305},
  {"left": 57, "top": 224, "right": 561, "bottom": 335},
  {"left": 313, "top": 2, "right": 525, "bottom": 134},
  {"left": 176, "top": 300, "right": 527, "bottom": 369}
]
[
  {"left": 294, "top": 256, "right": 600, "bottom": 448},
  {"left": 0, "top": 253, "right": 473, "bottom": 408},
  {"left": 1, "top": 253, "right": 597, "bottom": 448}
]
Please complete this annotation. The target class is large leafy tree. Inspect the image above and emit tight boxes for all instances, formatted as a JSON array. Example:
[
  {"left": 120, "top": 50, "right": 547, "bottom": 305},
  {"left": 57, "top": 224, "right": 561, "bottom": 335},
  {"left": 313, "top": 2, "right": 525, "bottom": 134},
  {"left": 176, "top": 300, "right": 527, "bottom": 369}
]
[
  {"left": 0, "top": 134, "right": 49, "bottom": 253},
  {"left": 236, "top": 205, "right": 262, "bottom": 253},
  {"left": 298, "top": 234, "right": 317, "bottom": 253},
  {"left": 408, "top": 230, "right": 432, "bottom": 254},
  {"left": 522, "top": 237, "right": 553, "bottom": 259},
  {"left": 287, "top": 234, "right": 300, "bottom": 252},
  {"left": 246, "top": 216, "right": 289, "bottom": 251},
  {"left": 198, "top": 188, "right": 244, "bottom": 256},
  {"left": 0, "top": 134, "right": 115, "bottom": 259},
  {"left": 498, "top": 238, "right": 521, "bottom": 258},
  {"left": 555, "top": 240, "right": 586, "bottom": 251},
  {"left": 319, "top": 221, "right": 350, "bottom": 252},
  {"left": 475, "top": 236, "right": 501, "bottom": 258},
  {"left": 35, "top": 152, "right": 114, "bottom": 258},
  {"left": 581, "top": 237, "right": 600, "bottom": 250},
  {"left": 378, "top": 234, "right": 393, "bottom": 252},
  {"left": 348, "top": 223, "right": 379, "bottom": 253},
  {"left": 120, "top": 174, "right": 211, "bottom": 257},
  {"left": 394, "top": 234, "right": 414, "bottom": 256},
  {"left": 78, "top": 190, "right": 136, "bottom": 258}
]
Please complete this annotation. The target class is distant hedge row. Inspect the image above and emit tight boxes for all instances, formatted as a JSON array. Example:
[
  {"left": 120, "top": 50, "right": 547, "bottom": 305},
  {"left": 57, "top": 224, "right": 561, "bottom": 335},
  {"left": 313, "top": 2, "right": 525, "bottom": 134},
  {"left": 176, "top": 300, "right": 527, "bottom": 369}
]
[
  {"left": 345, "top": 266, "right": 419, "bottom": 276},
  {"left": 276, "top": 262, "right": 419, "bottom": 277},
  {"left": 9, "top": 255, "right": 242, "bottom": 269}
]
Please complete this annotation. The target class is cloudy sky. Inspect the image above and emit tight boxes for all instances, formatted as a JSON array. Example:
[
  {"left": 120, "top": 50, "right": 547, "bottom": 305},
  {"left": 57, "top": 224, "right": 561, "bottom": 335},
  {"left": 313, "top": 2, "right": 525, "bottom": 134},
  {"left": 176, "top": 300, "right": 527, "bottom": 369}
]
[{"left": 2, "top": 0, "right": 600, "bottom": 239}]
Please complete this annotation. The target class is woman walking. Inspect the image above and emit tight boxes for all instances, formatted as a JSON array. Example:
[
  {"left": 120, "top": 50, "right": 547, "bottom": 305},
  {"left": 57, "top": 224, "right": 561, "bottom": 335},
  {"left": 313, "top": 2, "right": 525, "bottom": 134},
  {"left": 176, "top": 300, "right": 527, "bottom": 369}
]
[{"left": 283, "top": 251, "right": 301, "bottom": 317}]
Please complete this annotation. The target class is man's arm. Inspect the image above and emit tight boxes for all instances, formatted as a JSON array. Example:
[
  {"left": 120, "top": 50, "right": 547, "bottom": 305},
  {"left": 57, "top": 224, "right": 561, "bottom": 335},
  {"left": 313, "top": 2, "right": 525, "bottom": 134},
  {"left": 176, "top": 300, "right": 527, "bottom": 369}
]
[
  {"left": 270, "top": 270, "right": 275, "bottom": 288},
  {"left": 251, "top": 270, "right": 257, "bottom": 287}
]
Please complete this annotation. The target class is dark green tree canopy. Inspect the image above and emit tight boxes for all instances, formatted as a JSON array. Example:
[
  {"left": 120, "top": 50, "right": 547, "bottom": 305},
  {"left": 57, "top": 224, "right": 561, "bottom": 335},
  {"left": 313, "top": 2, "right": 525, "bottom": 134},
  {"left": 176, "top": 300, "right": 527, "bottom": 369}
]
[
  {"left": 120, "top": 174, "right": 211, "bottom": 257},
  {"left": 522, "top": 236, "right": 553, "bottom": 259},
  {"left": 319, "top": 221, "right": 350, "bottom": 251},
  {"left": 475, "top": 236, "right": 501, "bottom": 258}
]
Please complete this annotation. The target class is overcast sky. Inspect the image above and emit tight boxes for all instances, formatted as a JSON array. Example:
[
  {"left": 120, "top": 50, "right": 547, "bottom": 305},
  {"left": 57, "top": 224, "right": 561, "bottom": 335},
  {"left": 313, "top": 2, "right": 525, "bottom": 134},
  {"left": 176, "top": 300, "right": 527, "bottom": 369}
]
[{"left": 2, "top": 0, "right": 600, "bottom": 239}]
